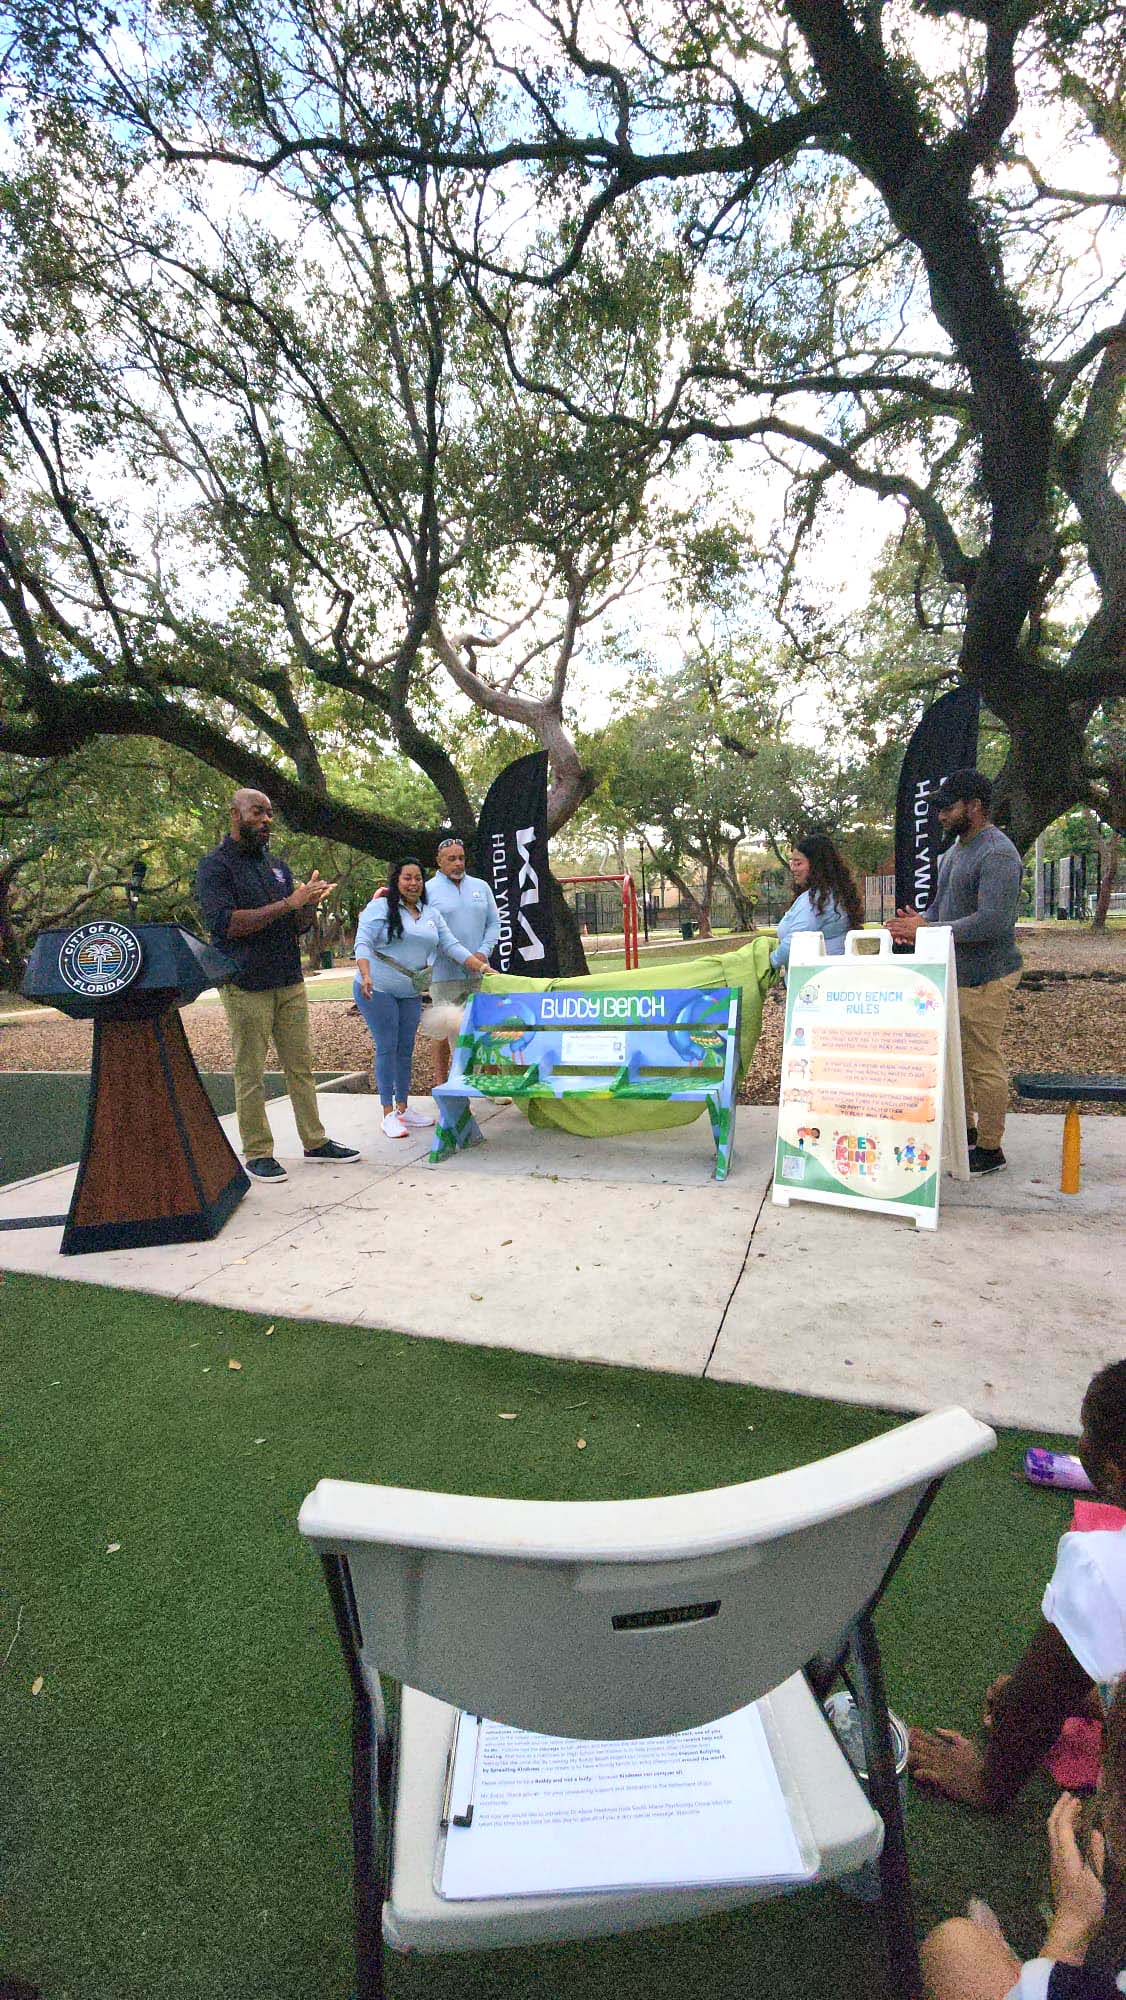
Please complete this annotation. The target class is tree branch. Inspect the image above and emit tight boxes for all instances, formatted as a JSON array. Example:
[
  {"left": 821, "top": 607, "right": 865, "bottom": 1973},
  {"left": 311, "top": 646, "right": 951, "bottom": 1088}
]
[
  {"left": 0, "top": 684, "right": 432, "bottom": 859},
  {"left": 1057, "top": 317, "right": 1126, "bottom": 605}
]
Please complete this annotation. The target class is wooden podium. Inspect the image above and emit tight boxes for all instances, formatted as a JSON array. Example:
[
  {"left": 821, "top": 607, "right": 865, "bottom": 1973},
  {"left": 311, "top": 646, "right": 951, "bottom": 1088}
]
[{"left": 21, "top": 922, "right": 250, "bottom": 1255}]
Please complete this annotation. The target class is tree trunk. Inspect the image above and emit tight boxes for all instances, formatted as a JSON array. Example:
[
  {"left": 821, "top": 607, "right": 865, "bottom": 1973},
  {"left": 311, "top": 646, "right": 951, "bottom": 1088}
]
[
  {"left": 990, "top": 687, "right": 1096, "bottom": 853},
  {"left": 304, "top": 919, "right": 325, "bottom": 972},
  {"left": 661, "top": 861, "right": 709, "bottom": 935},
  {"left": 550, "top": 875, "right": 589, "bottom": 977},
  {"left": 696, "top": 860, "right": 716, "bottom": 937},
  {"left": 719, "top": 845, "right": 756, "bottom": 930},
  {"left": 1091, "top": 833, "right": 1120, "bottom": 930},
  {"left": 0, "top": 867, "right": 26, "bottom": 990}
]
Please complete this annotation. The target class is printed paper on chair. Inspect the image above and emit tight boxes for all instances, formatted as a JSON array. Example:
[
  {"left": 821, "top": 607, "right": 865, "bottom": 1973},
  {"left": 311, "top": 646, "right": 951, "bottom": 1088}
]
[{"left": 438, "top": 1700, "right": 812, "bottom": 1899}]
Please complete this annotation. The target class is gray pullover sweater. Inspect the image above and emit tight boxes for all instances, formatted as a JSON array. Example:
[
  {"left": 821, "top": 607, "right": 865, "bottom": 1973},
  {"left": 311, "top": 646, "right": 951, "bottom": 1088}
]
[{"left": 924, "top": 823, "right": 1023, "bottom": 987}]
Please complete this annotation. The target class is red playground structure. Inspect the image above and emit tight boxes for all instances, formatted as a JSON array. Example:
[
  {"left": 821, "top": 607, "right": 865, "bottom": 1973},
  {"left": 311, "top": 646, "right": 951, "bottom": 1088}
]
[{"left": 557, "top": 874, "right": 641, "bottom": 971}]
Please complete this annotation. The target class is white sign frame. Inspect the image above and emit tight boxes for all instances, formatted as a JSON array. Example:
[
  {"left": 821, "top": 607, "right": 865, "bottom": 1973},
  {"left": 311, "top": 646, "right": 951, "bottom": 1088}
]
[{"left": 772, "top": 927, "right": 969, "bottom": 1232}]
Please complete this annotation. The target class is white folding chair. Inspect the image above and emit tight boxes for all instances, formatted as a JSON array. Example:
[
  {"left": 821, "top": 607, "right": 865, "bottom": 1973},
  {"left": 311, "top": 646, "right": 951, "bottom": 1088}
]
[{"left": 299, "top": 1406, "right": 994, "bottom": 1999}]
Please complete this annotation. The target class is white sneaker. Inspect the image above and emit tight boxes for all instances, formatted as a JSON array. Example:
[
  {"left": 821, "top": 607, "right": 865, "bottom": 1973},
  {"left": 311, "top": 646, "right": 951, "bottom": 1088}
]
[
  {"left": 381, "top": 1112, "right": 409, "bottom": 1139},
  {"left": 398, "top": 1105, "right": 435, "bottom": 1129}
]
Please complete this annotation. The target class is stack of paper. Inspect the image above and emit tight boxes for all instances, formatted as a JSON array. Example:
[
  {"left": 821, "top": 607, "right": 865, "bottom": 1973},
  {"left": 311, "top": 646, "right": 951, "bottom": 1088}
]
[{"left": 439, "top": 1700, "right": 812, "bottom": 1900}]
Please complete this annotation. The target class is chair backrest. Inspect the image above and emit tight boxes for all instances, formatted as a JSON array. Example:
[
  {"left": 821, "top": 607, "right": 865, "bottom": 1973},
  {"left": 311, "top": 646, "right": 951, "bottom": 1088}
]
[{"left": 299, "top": 1407, "right": 993, "bottom": 1739}]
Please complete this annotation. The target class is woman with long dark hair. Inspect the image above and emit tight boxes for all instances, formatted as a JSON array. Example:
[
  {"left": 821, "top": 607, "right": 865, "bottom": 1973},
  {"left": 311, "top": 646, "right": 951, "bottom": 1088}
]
[
  {"left": 353, "top": 858, "right": 489, "bottom": 1139},
  {"left": 770, "top": 832, "right": 865, "bottom": 970}
]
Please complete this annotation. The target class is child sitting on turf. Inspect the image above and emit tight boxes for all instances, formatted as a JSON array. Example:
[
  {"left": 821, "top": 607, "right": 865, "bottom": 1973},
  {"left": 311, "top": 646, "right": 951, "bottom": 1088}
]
[
  {"left": 909, "top": 1360, "right": 1126, "bottom": 1813},
  {"left": 920, "top": 1678, "right": 1126, "bottom": 2000}
]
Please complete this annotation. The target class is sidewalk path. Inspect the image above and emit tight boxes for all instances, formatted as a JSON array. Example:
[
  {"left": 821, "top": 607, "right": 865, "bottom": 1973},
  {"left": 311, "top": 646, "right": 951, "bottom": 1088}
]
[{"left": 0, "top": 1094, "right": 1121, "bottom": 1434}]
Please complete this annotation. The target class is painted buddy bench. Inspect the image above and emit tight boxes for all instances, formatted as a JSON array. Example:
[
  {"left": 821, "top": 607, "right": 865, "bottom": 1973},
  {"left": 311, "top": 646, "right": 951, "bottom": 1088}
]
[{"left": 429, "top": 986, "right": 742, "bottom": 1180}]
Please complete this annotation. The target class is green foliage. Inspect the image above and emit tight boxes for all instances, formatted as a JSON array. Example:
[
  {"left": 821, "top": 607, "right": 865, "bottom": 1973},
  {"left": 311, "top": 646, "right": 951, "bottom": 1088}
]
[
  {"left": 0, "top": 18, "right": 711, "bottom": 853},
  {"left": 0, "top": 738, "right": 453, "bottom": 981},
  {"left": 3, "top": 0, "right": 1123, "bottom": 858},
  {"left": 0, "top": 747, "right": 224, "bottom": 981},
  {"left": 589, "top": 648, "right": 874, "bottom": 891}
]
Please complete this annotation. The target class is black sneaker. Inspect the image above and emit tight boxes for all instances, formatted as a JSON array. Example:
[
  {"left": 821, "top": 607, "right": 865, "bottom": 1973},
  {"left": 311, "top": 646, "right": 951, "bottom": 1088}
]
[
  {"left": 966, "top": 1125, "right": 978, "bottom": 1147},
  {"left": 246, "top": 1156, "right": 288, "bottom": 1183},
  {"left": 969, "top": 1145, "right": 1006, "bottom": 1176},
  {"left": 303, "top": 1139, "right": 361, "bottom": 1164}
]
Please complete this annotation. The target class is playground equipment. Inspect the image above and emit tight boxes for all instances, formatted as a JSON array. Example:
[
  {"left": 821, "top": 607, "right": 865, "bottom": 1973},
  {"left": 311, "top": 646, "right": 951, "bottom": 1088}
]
[{"left": 557, "top": 873, "right": 640, "bottom": 970}]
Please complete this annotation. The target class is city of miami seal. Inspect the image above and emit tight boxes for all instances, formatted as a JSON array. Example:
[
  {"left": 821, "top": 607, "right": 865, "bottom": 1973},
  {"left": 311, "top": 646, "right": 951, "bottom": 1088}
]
[{"left": 58, "top": 922, "right": 144, "bottom": 999}]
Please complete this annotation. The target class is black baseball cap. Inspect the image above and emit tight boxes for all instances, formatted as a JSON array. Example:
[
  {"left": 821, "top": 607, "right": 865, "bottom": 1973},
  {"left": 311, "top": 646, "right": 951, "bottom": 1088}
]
[{"left": 935, "top": 768, "right": 992, "bottom": 810}]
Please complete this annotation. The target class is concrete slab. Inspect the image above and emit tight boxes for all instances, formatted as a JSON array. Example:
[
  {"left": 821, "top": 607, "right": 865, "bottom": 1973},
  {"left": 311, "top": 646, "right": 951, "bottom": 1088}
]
[
  {"left": 709, "top": 1111, "right": 1125, "bottom": 1435},
  {"left": 409, "top": 1106, "right": 763, "bottom": 1189},
  {"left": 0, "top": 1093, "right": 760, "bottom": 1377},
  {"left": 202, "top": 1097, "right": 758, "bottom": 1375},
  {"left": 179, "top": 1173, "right": 748, "bottom": 1372},
  {"left": 940, "top": 1112, "right": 1125, "bottom": 1218},
  {"left": 0, "top": 1087, "right": 1121, "bottom": 1433},
  {"left": 0, "top": 1094, "right": 461, "bottom": 1286}
]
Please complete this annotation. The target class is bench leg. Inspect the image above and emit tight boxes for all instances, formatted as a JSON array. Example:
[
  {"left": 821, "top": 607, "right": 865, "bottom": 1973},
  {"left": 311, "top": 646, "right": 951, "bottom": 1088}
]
[
  {"left": 429, "top": 1096, "right": 484, "bottom": 1164},
  {"left": 707, "top": 1097, "right": 735, "bottom": 1182},
  {"left": 1061, "top": 1101, "right": 1081, "bottom": 1194}
]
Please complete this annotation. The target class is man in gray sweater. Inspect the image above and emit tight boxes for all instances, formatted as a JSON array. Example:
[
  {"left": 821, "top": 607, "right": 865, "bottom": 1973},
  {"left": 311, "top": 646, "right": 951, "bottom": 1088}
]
[{"left": 888, "top": 770, "right": 1023, "bottom": 1175}]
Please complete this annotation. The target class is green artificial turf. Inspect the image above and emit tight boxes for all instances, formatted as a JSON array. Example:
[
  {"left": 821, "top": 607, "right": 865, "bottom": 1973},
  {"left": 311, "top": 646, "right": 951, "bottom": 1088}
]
[
  {"left": 0, "top": 1073, "right": 337, "bottom": 1188},
  {"left": 0, "top": 1273, "right": 1080, "bottom": 2000}
]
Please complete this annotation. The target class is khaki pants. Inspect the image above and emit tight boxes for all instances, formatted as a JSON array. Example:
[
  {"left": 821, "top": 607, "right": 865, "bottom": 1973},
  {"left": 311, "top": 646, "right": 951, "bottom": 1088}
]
[
  {"left": 220, "top": 981, "right": 326, "bottom": 1161},
  {"left": 958, "top": 970, "right": 1021, "bottom": 1151}
]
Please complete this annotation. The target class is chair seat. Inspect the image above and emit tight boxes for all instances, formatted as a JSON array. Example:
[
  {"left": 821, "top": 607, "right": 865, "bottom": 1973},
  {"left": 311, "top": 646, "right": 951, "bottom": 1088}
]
[{"left": 383, "top": 1674, "right": 882, "bottom": 1953}]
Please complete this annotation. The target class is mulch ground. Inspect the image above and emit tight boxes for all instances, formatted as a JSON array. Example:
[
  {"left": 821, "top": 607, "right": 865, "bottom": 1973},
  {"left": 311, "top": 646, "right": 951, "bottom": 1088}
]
[{"left": 2, "top": 926, "right": 1123, "bottom": 1114}]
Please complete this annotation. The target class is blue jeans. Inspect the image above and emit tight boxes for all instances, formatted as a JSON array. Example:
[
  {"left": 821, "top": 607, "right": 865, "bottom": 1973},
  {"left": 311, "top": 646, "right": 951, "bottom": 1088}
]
[{"left": 354, "top": 982, "right": 422, "bottom": 1107}]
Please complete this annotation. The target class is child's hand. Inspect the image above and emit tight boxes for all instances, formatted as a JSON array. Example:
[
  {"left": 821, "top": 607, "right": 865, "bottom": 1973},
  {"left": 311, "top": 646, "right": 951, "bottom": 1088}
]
[
  {"left": 1044, "top": 1792, "right": 1106, "bottom": 1965},
  {"left": 908, "top": 1727, "right": 990, "bottom": 1807}
]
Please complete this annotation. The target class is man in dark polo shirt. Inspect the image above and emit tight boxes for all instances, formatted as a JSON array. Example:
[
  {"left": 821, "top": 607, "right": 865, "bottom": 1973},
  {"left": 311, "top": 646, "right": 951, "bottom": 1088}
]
[{"left": 195, "top": 789, "right": 360, "bottom": 1182}]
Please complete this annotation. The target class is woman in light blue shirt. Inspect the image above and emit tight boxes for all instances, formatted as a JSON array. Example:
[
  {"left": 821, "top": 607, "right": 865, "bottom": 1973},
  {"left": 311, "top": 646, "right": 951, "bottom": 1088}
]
[
  {"left": 354, "top": 858, "right": 489, "bottom": 1139},
  {"left": 770, "top": 833, "right": 865, "bottom": 971}
]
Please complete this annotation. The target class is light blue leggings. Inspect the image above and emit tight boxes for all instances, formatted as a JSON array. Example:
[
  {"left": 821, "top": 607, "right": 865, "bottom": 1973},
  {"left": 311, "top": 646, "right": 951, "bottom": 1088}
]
[{"left": 353, "top": 983, "right": 422, "bottom": 1107}]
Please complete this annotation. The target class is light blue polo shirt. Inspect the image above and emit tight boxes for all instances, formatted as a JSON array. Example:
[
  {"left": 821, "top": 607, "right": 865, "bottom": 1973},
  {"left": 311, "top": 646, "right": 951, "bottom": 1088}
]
[
  {"left": 426, "top": 872, "right": 501, "bottom": 982},
  {"left": 353, "top": 897, "right": 472, "bottom": 999}
]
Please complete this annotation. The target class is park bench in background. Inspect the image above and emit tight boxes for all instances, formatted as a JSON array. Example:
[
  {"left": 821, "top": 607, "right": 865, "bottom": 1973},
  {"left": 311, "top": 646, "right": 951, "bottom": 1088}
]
[
  {"left": 1012, "top": 1071, "right": 1126, "bottom": 1192},
  {"left": 429, "top": 985, "right": 742, "bottom": 1180}
]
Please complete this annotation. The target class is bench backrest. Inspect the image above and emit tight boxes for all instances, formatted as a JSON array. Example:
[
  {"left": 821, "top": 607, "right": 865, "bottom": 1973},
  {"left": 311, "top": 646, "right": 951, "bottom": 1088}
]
[{"left": 452, "top": 985, "right": 741, "bottom": 1097}]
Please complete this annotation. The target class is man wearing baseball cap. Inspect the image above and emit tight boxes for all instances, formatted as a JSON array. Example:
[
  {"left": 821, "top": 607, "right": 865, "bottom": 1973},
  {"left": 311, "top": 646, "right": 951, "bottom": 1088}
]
[{"left": 888, "top": 769, "right": 1023, "bottom": 1175}]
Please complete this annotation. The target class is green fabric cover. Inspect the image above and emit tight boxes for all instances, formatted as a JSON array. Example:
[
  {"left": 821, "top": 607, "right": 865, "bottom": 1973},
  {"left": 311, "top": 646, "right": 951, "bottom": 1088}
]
[{"left": 480, "top": 938, "right": 776, "bottom": 1137}]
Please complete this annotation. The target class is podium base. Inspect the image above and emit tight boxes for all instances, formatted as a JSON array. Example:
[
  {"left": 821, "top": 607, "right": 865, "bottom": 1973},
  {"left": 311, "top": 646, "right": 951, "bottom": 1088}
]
[{"left": 62, "top": 1009, "right": 250, "bottom": 1255}]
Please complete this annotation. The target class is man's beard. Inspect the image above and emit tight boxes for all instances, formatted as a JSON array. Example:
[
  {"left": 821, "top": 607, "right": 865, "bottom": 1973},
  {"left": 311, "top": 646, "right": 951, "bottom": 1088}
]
[{"left": 238, "top": 824, "right": 269, "bottom": 849}]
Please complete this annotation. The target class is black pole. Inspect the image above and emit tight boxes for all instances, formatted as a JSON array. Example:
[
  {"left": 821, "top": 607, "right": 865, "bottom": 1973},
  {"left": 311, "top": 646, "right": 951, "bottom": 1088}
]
[{"left": 321, "top": 1555, "right": 386, "bottom": 2000}]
